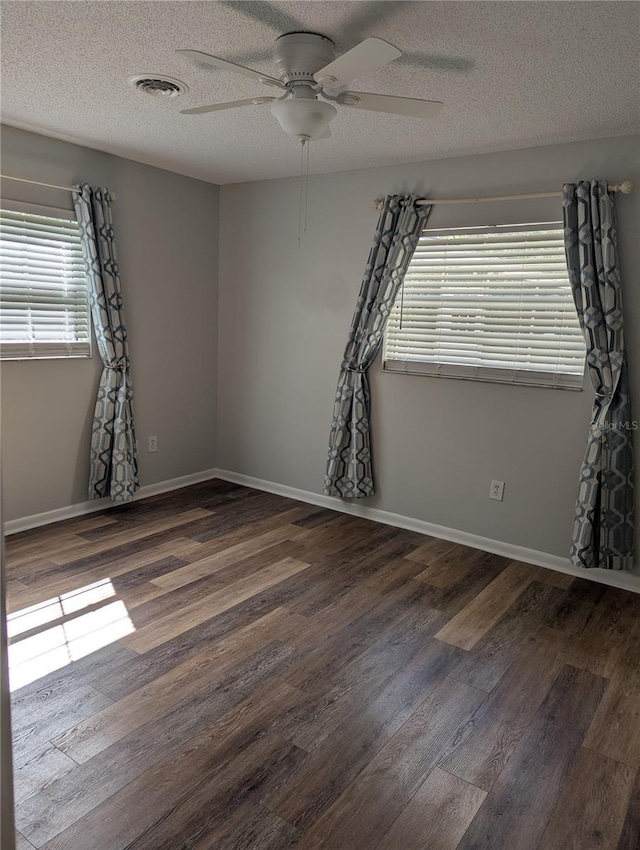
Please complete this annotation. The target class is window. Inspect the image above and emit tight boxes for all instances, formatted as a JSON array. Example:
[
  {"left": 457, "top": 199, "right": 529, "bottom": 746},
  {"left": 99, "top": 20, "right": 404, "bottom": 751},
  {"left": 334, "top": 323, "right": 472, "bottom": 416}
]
[
  {"left": 0, "top": 202, "right": 90, "bottom": 360},
  {"left": 383, "top": 222, "right": 586, "bottom": 389}
]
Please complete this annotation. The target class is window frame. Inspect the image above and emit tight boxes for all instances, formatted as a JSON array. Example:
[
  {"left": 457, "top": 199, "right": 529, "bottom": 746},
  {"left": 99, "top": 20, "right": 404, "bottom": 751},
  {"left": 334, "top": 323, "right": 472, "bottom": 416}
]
[
  {"left": 0, "top": 199, "right": 92, "bottom": 362},
  {"left": 382, "top": 220, "right": 586, "bottom": 391}
]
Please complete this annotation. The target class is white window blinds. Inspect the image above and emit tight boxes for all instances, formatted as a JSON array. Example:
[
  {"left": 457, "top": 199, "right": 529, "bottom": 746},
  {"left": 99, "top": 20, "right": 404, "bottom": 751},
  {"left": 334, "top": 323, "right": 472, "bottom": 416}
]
[
  {"left": 383, "top": 222, "right": 586, "bottom": 389},
  {"left": 0, "top": 204, "right": 91, "bottom": 360}
]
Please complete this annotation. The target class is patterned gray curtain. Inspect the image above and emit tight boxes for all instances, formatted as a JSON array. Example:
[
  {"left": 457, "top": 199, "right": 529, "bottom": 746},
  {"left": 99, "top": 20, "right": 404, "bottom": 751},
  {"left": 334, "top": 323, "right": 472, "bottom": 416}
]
[
  {"left": 73, "top": 184, "right": 139, "bottom": 502},
  {"left": 324, "top": 195, "right": 432, "bottom": 498},
  {"left": 563, "top": 181, "right": 634, "bottom": 570}
]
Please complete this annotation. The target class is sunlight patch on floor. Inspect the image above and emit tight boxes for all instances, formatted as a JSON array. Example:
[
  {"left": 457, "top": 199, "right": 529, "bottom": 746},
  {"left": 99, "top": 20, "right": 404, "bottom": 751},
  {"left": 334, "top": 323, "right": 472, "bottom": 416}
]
[{"left": 7, "top": 579, "right": 135, "bottom": 691}]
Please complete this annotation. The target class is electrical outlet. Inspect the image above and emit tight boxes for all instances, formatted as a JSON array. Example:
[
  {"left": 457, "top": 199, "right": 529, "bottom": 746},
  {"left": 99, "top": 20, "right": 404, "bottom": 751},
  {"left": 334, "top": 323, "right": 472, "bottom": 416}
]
[
  {"left": 490, "top": 480, "right": 505, "bottom": 501},
  {"left": 148, "top": 435, "right": 158, "bottom": 453}
]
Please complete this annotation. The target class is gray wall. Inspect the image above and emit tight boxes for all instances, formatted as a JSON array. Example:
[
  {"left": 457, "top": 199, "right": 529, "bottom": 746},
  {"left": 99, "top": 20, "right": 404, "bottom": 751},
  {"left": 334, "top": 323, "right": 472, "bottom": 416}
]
[
  {"left": 217, "top": 135, "right": 640, "bottom": 559},
  {"left": 0, "top": 126, "right": 219, "bottom": 521}
]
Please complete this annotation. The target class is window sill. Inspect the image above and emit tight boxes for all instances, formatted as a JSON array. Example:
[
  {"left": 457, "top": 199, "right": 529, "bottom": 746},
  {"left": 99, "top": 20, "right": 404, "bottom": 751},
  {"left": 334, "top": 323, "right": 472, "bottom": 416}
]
[{"left": 382, "top": 360, "right": 584, "bottom": 391}]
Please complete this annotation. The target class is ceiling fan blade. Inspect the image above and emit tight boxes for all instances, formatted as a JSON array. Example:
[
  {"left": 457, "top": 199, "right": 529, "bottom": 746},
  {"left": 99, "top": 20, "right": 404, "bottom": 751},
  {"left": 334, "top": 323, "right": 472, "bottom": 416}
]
[
  {"left": 180, "top": 97, "right": 275, "bottom": 115},
  {"left": 338, "top": 91, "right": 443, "bottom": 119},
  {"left": 314, "top": 37, "right": 401, "bottom": 87},
  {"left": 176, "top": 49, "right": 285, "bottom": 88}
]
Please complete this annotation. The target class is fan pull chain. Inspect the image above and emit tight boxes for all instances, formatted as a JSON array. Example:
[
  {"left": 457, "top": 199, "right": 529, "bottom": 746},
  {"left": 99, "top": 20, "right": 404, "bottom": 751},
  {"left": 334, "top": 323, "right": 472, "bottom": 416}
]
[
  {"left": 298, "top": 139, "right": 306, "bottom": 249},
  {"left": 304, "top": 139, "right": 310, "bottom": 233}
]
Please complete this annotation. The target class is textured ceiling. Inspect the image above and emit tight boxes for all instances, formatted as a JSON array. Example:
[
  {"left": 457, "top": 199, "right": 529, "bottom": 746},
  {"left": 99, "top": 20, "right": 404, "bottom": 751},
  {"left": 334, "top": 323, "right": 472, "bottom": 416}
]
[{"left": 1, "top": 1, "right": 638, "bottom": 184}]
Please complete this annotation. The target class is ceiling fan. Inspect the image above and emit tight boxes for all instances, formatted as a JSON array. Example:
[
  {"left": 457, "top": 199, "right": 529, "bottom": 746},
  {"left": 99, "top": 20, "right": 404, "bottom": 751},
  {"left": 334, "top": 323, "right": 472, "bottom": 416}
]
[{"left": 176, "top": 32, "right": 444, "bottom": 142}]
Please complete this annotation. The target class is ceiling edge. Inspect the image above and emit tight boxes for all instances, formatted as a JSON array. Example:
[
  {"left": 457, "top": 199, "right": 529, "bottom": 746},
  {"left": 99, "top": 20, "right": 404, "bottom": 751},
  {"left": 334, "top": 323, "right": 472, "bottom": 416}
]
[{"left": 1, "top": 116, "right": 221, "bottom": 187}]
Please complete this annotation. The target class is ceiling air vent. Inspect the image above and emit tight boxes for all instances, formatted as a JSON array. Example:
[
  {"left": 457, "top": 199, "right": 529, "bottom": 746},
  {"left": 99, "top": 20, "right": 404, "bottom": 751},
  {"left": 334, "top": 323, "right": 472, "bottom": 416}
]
[{"left": 129, "top": 75, "right": 188, "bottom": 98}]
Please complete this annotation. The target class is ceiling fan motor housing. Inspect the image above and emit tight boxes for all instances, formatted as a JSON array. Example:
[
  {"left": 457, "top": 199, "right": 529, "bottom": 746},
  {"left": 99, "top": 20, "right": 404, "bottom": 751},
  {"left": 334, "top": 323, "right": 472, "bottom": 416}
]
[
  {"left": 270, "top": 32, "right": 338, "bottom": 140},
  {"left": 274, "top": 32, "right": 335, "bottom": 84}
]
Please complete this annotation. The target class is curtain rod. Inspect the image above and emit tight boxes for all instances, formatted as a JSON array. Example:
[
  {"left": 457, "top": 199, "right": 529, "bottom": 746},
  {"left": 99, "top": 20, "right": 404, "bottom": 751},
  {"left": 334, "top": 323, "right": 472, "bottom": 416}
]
[
  {"left": 0, "top": 174, "right": 117, "bottom": 200},
  {"left": 373, "top": 180, "right": 634, "bottom": 210}
]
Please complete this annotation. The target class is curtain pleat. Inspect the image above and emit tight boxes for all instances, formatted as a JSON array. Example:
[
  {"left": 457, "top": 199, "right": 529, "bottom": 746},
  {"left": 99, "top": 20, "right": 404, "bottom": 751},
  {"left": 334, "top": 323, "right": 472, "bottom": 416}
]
[
  {"left": 73, "top": 184, "right": 139, "bottom": 502},
  {"left": 563, "top": 180, "right": 634, "bottom": 570},
  {"left": 324, "top": 195, "right": 432, "bottom": 498}
]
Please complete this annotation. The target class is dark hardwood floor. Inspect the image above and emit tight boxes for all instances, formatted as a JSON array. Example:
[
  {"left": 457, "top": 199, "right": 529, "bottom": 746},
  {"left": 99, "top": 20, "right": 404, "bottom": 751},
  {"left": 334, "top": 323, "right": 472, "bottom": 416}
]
[{"left": 5, "top": 479, "right": 640, "bottom": 849}]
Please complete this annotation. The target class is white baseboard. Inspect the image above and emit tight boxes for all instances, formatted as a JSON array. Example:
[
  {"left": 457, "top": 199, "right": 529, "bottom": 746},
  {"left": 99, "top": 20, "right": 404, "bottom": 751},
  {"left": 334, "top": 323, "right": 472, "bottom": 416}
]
[
  {"left": 215, "top": 468, "right": 640, "bottom": 595},
  {"left": 3, "top": 468, "right": 219, "bottom": 536}
]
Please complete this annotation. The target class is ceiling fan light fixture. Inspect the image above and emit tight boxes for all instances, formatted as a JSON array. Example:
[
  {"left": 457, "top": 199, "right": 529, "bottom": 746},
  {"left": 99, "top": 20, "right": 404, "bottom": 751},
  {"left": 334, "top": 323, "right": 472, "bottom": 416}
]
[{"left": 270, "top": 97, "right": 337, "bottom": 141}]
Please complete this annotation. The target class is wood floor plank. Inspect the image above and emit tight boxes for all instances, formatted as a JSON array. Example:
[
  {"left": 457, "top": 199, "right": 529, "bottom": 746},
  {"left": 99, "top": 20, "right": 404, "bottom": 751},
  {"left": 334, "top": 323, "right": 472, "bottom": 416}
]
[
  {"left": 122, "top": 556, "right": 310, "bottom": 652},
  {"left": 51, "top": 607, "right": 297, "bottom": 762},
  {"left": 415, "top": 550, "right": 513, "bottom": 616},
  {"left": 37, "top": 683, "right": 304, "bottom": 850},
  {"left": 110, "top": 579, "right": 167, "bottom": 609},
  {"left": 6, "top": 557, "right": 66, "bottom": 584},
  {"left": 86, "top": 553, "right": 186, "bottom": 597},
  {"left": 72, "top": 737, "right": 300, "bottom": 850},
  {"left": 271, "top": 638, "right": 468, "bottom": 830},
  {"left": 537, "top": 747, "right": 636, "bottom": 850},
  {"left": 11, "top": 684, "right": 113, "bottom": 765},
  {"left": 171, "top": 505, "right": 317, "bottom": 564},
  {"left": 285, "top": 580, "right": 438, "bottom": 697},
  {"left": 533, "top": 565, "right": 575, "bottom": 589},
  {"left": 290, "top": 513, "right": 391, "bottom": 561},
  {"left": 15, "top": 831, "right": 37, "bottom": 850},
  {"left": 414, "top": 548, "right": 485, "bottom": 588},
  {"left": 7, "top": 513, "right": 116, "bottom": 547},
  {"left": 185, "top": 493, "right": 304, "bottom": 543},
  {"left": 16, "top": 643, "right": 300, "bottom": 847},
  {"left": 6, "top": 515, "right": 118, "bottom": 564},
  {"left": 302, "top": 677, "right": 486, "bottom": 849},
  {"left": 88, "top": 579, "right": 310, "bottom": 701},
  {"left": 547, "top": 578, "right": 609, "bottom": 636},
  {"left": 191, "top": 803, "right": 301, "bottom": 850},
  {"left": 14, "top": 538, "right": 201, "bottom": 598},
  {"left": 456, "top": 665, "right": 607, "bottom": 850},
  {"left": 275, "top": 609, "right": 456, "bottom": 753},
  {"left": 287, "top": 531, "right": 421, "bottom": 621},
  {"left": 583, "top": 616, "right": 640, "bottom": 768},
  {"left": 127, "top": 735, "right": 308, "bottom": 850},
  {"left": 6, "top": 580, "right": 37, "bottom": 614},
  {"left": 9, "top": 641, "right": 138, "bottom": 706},
  {"left": 291, "top": 507, "right": 338, "bottom": 529},
  {"left": 450, "top": 580, "right": 565, "bottom": 693},
  {"left": 434, "top": 561, "right": 544, "bottom": 650},
  {"left": 545, "top": 585, "right": 640, "bottom": 679},
  {"left": 12, "top": 744, "right": 77, "bottom": 806},
  {"left": 291, "top": 555, "right": 426, "bottom": 652},
  {"left": 150, "top": 523, "right": 310, "bottom": 591},
  {"left": 441, "top": 629, "right": 568, "bottom": 790},
  {"left": 405, "top": 536, "right": 457, "bottom": 566},
  {"left": 46, "top": 508, "right": 213, "bottom": 565},
  {"left": 124, "top": 539, "right": 309, "bottom": 631},
  {"left": 376, "top": 768, "right": 487, "bottom": 850},
  {"left": 74, "top": 490, "right": 230, "bottom": 539},
  {"left": 617, "top": 767, "right": 640, "bottom": 850}
]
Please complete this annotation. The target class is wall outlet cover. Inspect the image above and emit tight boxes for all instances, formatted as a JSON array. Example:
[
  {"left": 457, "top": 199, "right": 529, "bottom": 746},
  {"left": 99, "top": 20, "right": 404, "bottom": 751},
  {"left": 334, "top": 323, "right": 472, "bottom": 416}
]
[{"left": 490, "top": 480, "right": 505, "bottom": 501}]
